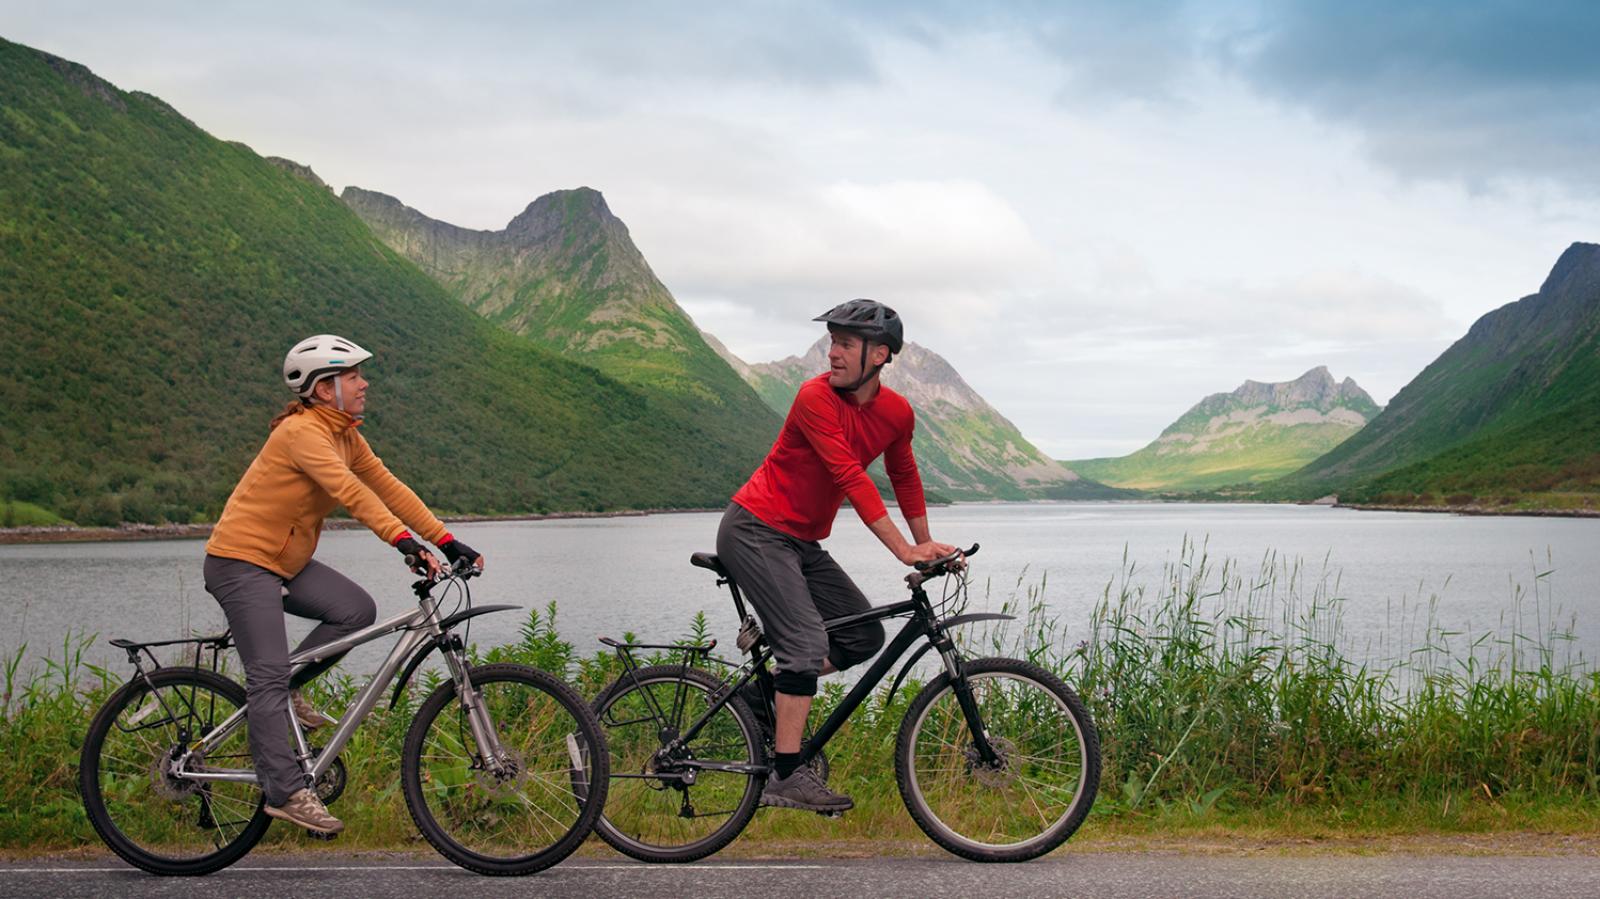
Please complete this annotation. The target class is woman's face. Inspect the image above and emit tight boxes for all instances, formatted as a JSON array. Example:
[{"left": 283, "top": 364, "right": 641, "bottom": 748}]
[{"left": 314, "top": 367, "right": 368, "bottom": 416}]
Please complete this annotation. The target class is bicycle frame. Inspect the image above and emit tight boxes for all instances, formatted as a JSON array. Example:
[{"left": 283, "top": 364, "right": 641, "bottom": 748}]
[
  {"left": 623, "top": 569, "right": 1011, "bottom": 778},
  {"left": 166, "top": 578, "right": 514, "bottom": 789}
]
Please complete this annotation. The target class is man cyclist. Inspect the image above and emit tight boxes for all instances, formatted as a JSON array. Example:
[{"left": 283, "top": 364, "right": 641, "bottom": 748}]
[
  {"left": 203, "top": 334, "right": 483, "bottom": 835},
  {"left": 715, "top": 299, "right": 959, "bottom": 813}
]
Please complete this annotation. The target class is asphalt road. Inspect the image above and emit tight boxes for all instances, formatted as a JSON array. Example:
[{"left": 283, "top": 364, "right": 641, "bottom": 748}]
[{"left": 4, "top": 852, "right": 1598, "bottom": 899}]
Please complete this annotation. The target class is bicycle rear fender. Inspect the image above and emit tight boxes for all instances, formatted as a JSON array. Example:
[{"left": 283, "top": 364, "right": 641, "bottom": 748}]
[
  {"left": 388, "top": 604, "right": 520, "bottom": 708},
  {"left": 886, "top": 613, "right": 1015, "bottom": 702}
]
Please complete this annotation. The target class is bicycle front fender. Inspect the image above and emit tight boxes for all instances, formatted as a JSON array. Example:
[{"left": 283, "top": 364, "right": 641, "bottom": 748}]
[
  {"left": 388, "top": 604, "right": 521, "bottom": 708},
  {"left": 886, "top": 612, "right": 1015, "bottom": 702}
]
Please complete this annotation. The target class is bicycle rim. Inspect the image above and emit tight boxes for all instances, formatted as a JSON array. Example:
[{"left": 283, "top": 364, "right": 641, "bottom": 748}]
[
  {"left": 80, "top": 668, "right": 268, "bottom": 875},
  {"left": 402, "top": 663, "right": 605, "bottom": 875},
  {"left": 897, "top": 658, "right": 1100, "bottom": 861},
  {"left": 593, "top": 666, "right": 764, "bottom": 863}
]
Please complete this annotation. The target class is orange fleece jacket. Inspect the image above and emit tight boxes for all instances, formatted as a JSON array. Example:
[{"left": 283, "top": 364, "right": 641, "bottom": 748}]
[{"left": 205, "top": 404, "right": 450, "bottom": 578}]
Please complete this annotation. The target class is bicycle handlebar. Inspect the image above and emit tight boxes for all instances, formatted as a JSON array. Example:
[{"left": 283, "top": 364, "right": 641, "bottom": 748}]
[
  {"left": 410, "top": 557, "right": 482, "bottom": 598},
  {"left": 907, "top": 543, "right": 978, "bottom": 588}
]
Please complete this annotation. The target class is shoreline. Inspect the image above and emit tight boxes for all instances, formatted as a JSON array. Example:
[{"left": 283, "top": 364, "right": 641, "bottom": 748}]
[
  {"left": 1335, "top": 501, "right": 1600, "bottom": 519},
  {"left": 5, "top": 497, "right": 1596, "bottom": 546},
  {"left": 0, "top": 507, "right": 723, "bottom": 546}
]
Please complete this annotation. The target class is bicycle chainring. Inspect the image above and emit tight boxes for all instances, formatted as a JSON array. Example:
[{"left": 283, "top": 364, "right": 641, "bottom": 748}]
[{"left": 311, "top": 747, "right": 347, "bottom": 805}]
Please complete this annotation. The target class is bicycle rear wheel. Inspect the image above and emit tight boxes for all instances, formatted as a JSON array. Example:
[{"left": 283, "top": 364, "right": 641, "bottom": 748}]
[
  {"left": 401, "top": 663, "right": 607, "bottom": 875},
  {"left": 896, "top": 656, "right": 1100, "bottom": 862},
  {"left": 592, "top": 665, "right": 765, "bottom": 863},
  {"left": 80, "top": 667, "right": 269, "bottom": 875}
]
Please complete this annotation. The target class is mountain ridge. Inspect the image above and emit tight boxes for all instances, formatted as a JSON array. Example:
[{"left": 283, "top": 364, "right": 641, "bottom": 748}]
[
  {"left": 1070, "top": 367, "right": 1381, "bottom": 491},
  {"left": 1277, "top": 242, "right": 1600, "bottom": 506},
  {"left": 0, "top": 37, "right": 772, "bottom": 524}
]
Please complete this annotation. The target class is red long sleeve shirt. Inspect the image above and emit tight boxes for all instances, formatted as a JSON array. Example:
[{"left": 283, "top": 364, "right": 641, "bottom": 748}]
[{"left": 733, "top": 373, "right": 927, "bottom": 542}]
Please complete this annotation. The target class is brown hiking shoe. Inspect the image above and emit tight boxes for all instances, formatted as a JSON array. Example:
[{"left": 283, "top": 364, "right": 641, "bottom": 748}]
[
  {"left": 291, "top": 690, "right": 334, "bottom": 730},
  {"left": 761, "top": 766, "right": 853, "bottom": 813},
  {"left": 265, "top": 788, "right": 344, "bottom": 834}
]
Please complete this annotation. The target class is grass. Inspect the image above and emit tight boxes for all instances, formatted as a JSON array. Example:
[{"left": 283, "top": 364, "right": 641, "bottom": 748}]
[{"left": 4, "top": 542, "right": 1600, "bottom": 855}]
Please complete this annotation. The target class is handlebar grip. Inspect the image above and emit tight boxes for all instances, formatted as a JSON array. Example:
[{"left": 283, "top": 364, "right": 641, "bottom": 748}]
[{"left": 913, "top": 543, "right": 980, "bottom": 572}]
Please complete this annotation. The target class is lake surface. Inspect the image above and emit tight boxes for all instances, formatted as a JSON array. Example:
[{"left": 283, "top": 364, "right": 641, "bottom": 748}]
[{"left": 2, "top": 503, "right": 1597, "bottom": 682}]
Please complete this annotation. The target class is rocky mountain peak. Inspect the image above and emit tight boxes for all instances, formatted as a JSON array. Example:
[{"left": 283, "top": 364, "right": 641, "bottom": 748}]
[
  {"left": 1540, "top": 241, "right": 1600, "bottom": 296},
  {"left": 1223, "top": 366, "right": 1370, "bottom": 411},
  {"left": 503, "top": 187, "right": 619, "bottom": 243},
  {"left": 265, "top": 157, "right": 330, "bottom": 191}
]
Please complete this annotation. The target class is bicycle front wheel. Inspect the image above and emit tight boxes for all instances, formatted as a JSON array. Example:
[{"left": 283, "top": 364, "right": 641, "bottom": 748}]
[
  {"left": 896, "top": 656, "right": 1100, "bottom": 862},
  {"left": 401, "top": 663, "right": 607, "bottom": 875},
  {"left": 79, "top": 667, "right": 269, "bottom": 875},
  {"left": 592, "top": 665, "right": 765, "bottom": 863}
]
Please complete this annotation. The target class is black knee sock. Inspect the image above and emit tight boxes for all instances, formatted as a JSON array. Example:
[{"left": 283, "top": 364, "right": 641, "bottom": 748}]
[{"left": 774, "top": 752, "right": 802, "bottom": 779}]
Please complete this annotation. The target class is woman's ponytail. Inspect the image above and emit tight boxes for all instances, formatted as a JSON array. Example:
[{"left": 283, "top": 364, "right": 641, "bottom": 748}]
[{"left": 269, "top": 399, "right": 309, "bottom": 430}]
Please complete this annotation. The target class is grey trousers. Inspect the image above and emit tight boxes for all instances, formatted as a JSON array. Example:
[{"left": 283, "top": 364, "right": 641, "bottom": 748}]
[
  {"left": 202, "top": 555, "right": 376, "bottom": 806},
  {"left": 715, "top": 503, "right": 885, "bottom": 696}
]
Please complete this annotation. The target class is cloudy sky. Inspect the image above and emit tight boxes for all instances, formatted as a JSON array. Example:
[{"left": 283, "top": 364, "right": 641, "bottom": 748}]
[{"left": 8, "top": 1, "right": 1598, "bottom": 458}]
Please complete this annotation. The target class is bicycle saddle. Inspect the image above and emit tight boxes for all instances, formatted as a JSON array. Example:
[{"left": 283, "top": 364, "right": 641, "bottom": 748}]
[{"left": 689, "top": 552, "right": 729, "bottom": 577}]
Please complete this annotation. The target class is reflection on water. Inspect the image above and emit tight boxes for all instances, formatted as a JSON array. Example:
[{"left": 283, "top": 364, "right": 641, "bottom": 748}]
[{"left": 1, "top": 503, "right": 1596, "bottom": 680}]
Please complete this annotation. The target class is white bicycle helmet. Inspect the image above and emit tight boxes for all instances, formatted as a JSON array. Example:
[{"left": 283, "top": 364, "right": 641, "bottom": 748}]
[{"left": 282, "top": 334, "right": 373, "bottom": 397}]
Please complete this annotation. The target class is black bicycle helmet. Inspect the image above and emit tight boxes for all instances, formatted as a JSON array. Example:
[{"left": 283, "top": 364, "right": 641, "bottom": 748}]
[{"left": 813, "top": 298, "right": 903, "bottom": 354}]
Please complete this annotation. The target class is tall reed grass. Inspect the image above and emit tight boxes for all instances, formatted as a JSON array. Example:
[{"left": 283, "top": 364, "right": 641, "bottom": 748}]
[{"left": 3, "top": 542, "right": 1597, "bottom": 851}]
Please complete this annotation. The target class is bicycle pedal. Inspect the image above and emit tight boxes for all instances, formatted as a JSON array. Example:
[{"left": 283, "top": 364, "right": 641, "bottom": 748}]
[{"left": 305, "top": 828, "right": 339, "bottom": 841}]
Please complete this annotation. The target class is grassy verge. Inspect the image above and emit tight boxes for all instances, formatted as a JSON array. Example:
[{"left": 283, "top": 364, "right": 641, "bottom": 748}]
[{"left": 4, "top": 541, "right": 1599, "bottom": 853}]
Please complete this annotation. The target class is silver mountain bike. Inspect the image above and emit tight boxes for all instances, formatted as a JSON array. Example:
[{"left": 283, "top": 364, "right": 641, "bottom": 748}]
[{"left": 79, "top": 558, "right": 606, "bottom": 876}]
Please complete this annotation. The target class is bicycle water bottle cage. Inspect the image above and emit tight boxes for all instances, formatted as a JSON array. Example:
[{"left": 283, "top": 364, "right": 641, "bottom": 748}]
[{"left": 736, "top": 616, "right": 763, "bottom": 653}]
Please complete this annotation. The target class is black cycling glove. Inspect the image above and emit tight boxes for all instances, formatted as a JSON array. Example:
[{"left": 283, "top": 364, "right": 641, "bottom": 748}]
[
  {"left": 439, "top": 537, "right": 480, "bottom": 567},
  {"left": 394, "top": 535, "right": 431, "bottom": 571}
]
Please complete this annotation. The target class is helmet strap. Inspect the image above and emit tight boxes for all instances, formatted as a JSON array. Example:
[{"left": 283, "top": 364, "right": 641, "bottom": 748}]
[
  {"left": 331, "top": 374, "right": 363, "bottom": 422},
  {"left": 837, "top": 341, "right": 883, "bottom": 394}
]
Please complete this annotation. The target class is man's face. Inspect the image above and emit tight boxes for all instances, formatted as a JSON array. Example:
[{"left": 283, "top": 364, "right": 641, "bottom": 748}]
[
  {"left": 826, "top": 330, "right": 885, "bottom": 389},
  {"left": 313, "top": 366, "right": 368, "bottom": 416}
]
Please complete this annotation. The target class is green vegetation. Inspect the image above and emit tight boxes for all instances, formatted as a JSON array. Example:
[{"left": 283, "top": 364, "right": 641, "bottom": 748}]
[
  {"left": 1276, "top": 244, "right": 1600, "bottom": 508},
  {"left": 342, "top": 185, "right": 782, "bottom": 426},
  {"left": 1070, "top": 422, "right": 1368, "bottom": 492},
  {"left": 0, "top": 40, "right": 771, "bottom": 525},
  {"left": 6, "top": 542, "right": 1597, "bottom": 852}
]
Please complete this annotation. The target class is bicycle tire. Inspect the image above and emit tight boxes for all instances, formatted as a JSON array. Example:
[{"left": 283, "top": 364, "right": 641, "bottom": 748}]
[
  {"left": 80, "top": 667, "right": 270, "bottom": 876},
  {"left": 591, "top": 664, "right": 765, "bottom": 863},
  {"left": 895, "top": 656, "right": 1100, "bottom": 862},
  {"left": 401, "top": 663, "right": 607, "bottom": 875}
]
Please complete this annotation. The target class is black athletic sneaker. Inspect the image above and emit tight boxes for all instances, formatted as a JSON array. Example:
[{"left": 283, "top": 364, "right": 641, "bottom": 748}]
[{"left": 761, "top": 766, "right": 853, "bottom": 813}]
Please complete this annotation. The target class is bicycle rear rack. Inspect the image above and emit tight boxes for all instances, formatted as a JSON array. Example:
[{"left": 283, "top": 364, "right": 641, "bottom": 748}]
[{"left": 109, "top": 632, "right": 233, "bottom": 678}]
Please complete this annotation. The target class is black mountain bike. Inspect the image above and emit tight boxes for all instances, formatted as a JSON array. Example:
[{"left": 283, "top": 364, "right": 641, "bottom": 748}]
[
  {"left": 79, "top": 559, "right": 607, "bottom": 876},
  {"left": 590, "top": 545, "right": 1100, "bottom": 863}
]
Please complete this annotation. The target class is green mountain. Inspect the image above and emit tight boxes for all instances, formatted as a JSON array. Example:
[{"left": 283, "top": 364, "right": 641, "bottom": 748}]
[
  {"left": 341, "top": 185, "right": 774, "bottom": 412},
  {"left": 0, "top": 39, "right": 771, "bottom": 525},
  {"left": 1277, "top": 243, "right": 1600, "bottom": 507},
  {"left": 719, "top": 337, "right": 1125, "bottom": 500},
  {"left": 1069, "top": 367, "right": 1380, "bottom": 491}
]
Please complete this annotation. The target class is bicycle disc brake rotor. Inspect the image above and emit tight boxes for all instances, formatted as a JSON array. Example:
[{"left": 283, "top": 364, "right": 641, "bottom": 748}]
[
  {"left": 474, "top": 748, "right": 528, "bottom": 799},
  {"left": 965, "top": 736, "right": 1019, "bottom": 789},
  {"left": 150, "top": 750, "right": 202, "bottom": 800}
]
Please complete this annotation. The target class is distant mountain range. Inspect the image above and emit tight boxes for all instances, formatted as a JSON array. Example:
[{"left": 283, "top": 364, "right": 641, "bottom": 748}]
[
  {"left": 1070, "top": 367, "right": 1381, "bottom": 491},
  {"left": 1275, "top": 243, "right": 1600, "bottom": 509},
  {"left": 713, "top": 337, "right": 1125, "bottom": 501}
]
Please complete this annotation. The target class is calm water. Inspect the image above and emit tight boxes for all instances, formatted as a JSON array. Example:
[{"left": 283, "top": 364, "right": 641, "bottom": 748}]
[{"left": 2, "top": 503, "right": 1597, "bottom": 681}]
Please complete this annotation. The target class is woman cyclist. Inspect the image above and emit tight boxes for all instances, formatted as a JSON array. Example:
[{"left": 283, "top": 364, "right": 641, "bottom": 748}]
[{"left": 202, "top": 334, "right": 483, "bottom": 835}]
